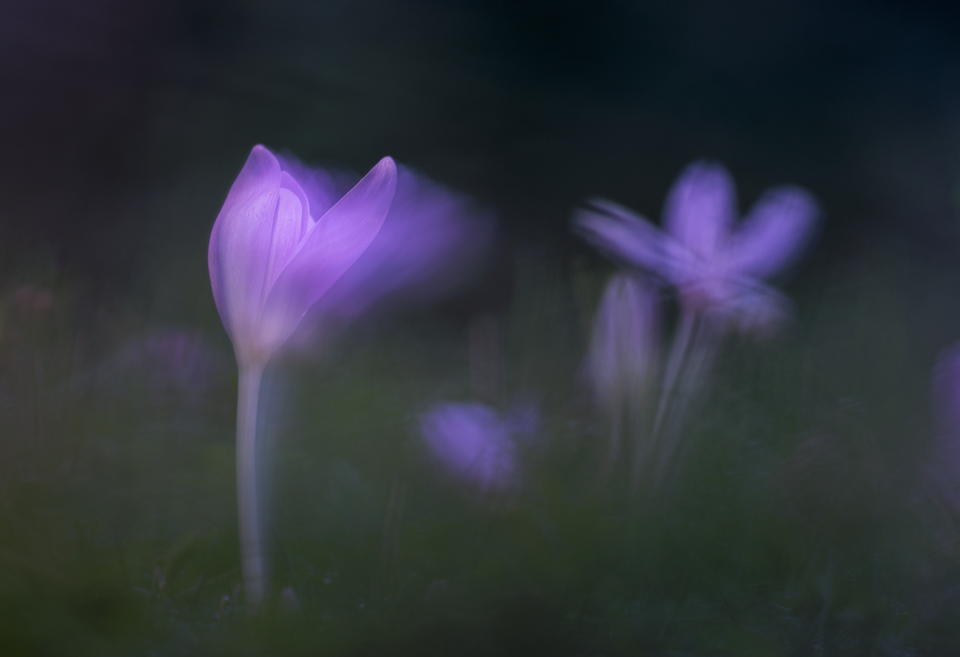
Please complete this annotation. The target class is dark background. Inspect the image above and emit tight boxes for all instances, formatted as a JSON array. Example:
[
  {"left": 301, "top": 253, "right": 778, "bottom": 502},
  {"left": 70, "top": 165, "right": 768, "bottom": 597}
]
[
  {"left": 2, "top": 0, "right": 960, "bottom": 291},
  {"left": 4, "top": 3, "right": 960, "bottom": 653}
]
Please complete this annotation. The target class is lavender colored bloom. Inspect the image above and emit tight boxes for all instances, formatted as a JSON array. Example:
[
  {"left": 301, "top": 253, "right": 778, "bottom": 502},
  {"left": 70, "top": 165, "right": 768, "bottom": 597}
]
[
  {"left": 587, "top": 274, "right": 659, "bottom": 414},
  {"left": 208, "top": 145, "right": 396, "bottom": 370},
  {"left": 209, "top": 145, "right": 494, "bottom": 612},
  {"left": 932, "top": 343, "right": 960, "bottom": 492},
  {"left": 420, "top": 402, "right": 530, "bottom": 492},
  {"left": 209, "top": 145, "right": 395, "bottom": 613},
  {"left": 575, "top": 161, "right": 819, "bottom": 332}
]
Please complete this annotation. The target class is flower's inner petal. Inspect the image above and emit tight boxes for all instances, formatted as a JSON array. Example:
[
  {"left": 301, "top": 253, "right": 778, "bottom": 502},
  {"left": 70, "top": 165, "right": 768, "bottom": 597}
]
[
  {"left": 282, "top": 171, "right": 312, "bottom": 242},
  {"left": 663, "top": 161, "right": 736, "bottom": 261},
  {"left": 275, "top": 151, "right": 340, "bottom": 223},
  {"left": 259, "top": 175, "right": 305, "bottom": 312},
  {"left": 208, "top": 145, "right": 281, "bottom": 346},
  {"left": 723, "top": 187, "right": 820, "bottom": 280}
]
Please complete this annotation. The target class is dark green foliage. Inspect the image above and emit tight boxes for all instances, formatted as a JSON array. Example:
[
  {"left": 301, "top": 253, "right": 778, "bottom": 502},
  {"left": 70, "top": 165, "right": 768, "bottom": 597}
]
[{"left": 0, "top": 245, "right": 955, "bottom": 656}]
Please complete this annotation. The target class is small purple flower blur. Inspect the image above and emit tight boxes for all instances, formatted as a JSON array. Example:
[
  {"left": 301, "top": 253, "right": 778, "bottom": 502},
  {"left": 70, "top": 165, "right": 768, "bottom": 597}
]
[
  {"left": 933, "top": 343, "right": 960, "bottom": 485},
  {"left": 587, "top": 274, "right": 659, "bottom": 414},
  {"left": 208, "top": 145, "right": 397, "bottom": 370},
  {"left": 575, "top": 161, "right": 820, "bottom": 332},
  {"left": 420, "top": 402, "right": 533, "bottom": 492},
  {"left": 112, "top": 329, "right": 222, "bottom": 402}
]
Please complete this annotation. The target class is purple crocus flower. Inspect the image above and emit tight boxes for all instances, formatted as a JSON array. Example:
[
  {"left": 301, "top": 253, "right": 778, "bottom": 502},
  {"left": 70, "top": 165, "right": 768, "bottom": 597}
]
[
  {"left": 209, "top": 145, "right": 395, "bottom": 612},
  {"left": 209, "top": 145, "right": 396, "bottom": 370},
  {"left": 420, "top": 402, "right": 535, "bottom": 493},
  {"left": 575, "top": 161, "right": 819, "bottom": 331},
  {"left": 209, "top": 145, "right": 495, "bottom": 612},
  {"left": 575, "top": 162, "right": 820, "bottom": 488}
]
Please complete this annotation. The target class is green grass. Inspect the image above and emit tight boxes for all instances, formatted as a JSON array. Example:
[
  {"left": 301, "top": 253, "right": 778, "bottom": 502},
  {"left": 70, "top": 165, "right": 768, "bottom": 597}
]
[{"left": 0, "top": 242, "right": 957, "bottom": 656}]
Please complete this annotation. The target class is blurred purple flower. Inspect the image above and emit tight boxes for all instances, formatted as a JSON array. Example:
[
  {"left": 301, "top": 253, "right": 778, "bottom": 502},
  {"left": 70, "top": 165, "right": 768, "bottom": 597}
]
[
  {"left": 109, "top": 328, "right": 222, "bottom": 402},
  {"left": 586, "top": 274, "right": 659, "bottom": 415},
  {"left": 420, "top": 402, "right": 535, "bottom": 492},
  {"left": 209, "top": 144, "right": 494, "bottom": 611},
  {"left": 932, "top": 343, "right": 960, "bottom": 489},
  {"left": 208, "top": 145, "right": 397, "bottom": 370},
  {"left": 575, "top": 161, "right": 819, "bottom": 332}
]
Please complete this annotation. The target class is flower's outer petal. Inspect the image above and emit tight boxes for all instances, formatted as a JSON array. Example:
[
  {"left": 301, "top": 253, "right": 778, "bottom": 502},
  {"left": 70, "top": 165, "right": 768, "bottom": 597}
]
[
  {"left": 208, "top": 145, "right": 282, "bottom": 350},
  {"left": 723, "top": 186, "right": 820, "bottom": 279},
  {"left": 663, "top": 161, "right": 736, "bottom": 261},
  {"left": 258, "top": 156, "right": 397, "bottom": 352},
  {"left": 313, "top": 164, "right": 496, "bottom": 322},
  {"left": 573, "top": 199, "right": 677, "bottom": 277}
]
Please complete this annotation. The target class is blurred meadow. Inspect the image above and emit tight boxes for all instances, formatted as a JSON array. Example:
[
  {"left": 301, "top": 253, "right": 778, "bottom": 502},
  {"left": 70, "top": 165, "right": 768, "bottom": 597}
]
[{"left": 3, "top": 1, "right": 960, "bottom": 655}]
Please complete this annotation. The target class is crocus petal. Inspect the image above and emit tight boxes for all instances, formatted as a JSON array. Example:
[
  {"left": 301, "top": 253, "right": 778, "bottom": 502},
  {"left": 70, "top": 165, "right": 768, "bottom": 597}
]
[
  {"left": 313, "top": 164, "right": 496, "bottom": 321},
  {"left": 208, "top": 145, "right": 282, "bottom": 349},
  {"left": 662, "top": 161, "right": 736, "bottom": 261},
  {"left": 723, "top": 186, "right": 820, "bottom": 280},
  {"left": 258, "top": 156, "right": 397, "bottom": 351},
  {"left": 573, "top": 199, "right": 672, "bottom": 275},
  {"left": 256, "top": 173, "right": 308, "bottom": 311},
  {"left": 276, "top": 152, "right": 341, "bottom": 233}
]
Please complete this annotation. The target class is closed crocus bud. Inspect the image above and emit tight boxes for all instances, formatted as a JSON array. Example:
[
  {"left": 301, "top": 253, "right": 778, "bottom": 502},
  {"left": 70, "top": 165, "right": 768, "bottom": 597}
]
[
  {"left": 587, "top": 274, "right": 659, "bottom": 414},
  {"left": 208, "top": 145, "right": 397, "bottom": 371},
  {"left": 208, "top": 145, "right": 395, "bottom": 613}
]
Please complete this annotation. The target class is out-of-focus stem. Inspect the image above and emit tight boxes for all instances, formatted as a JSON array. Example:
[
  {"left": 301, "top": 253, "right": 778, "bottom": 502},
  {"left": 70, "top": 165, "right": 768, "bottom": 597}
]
[
  {"left": 652, "top": 320, "right": 717, "bottom": 488},
  {"left": 634, "top": 308, "right": 696, "bottom": 489},
  {"left": 236, "top": 364, "right": 265, "bottom": 614}
]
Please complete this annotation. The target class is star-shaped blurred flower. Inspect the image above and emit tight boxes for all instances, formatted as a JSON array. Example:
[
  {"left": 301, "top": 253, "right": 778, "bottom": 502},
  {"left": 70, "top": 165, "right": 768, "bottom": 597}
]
[{"left": 574, "top": 161, "right": 820, "bottom": 332}]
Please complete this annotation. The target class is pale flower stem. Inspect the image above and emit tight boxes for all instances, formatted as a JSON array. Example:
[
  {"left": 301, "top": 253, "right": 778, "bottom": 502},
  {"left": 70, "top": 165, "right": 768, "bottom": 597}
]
[
  {"left": 236, "top": 364, "right": 266, "bottom": 614},
  {"left": 634, "top": 307, "right": 696, "bottom": 490},
  {"left": 653, "top": 323, "right": 717, "bottom": 488}
]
